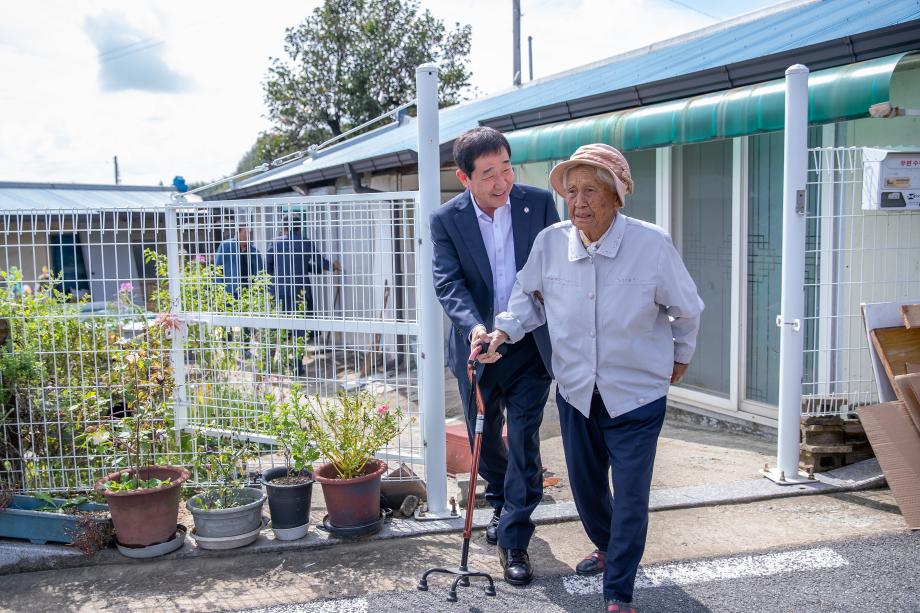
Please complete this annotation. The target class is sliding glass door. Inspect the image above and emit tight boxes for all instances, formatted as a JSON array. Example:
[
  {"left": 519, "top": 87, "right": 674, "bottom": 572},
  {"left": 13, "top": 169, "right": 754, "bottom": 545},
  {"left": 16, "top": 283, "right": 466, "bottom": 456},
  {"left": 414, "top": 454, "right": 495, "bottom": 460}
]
[{"left": 676, "top": 140, "right": 733, "bottom": 398}]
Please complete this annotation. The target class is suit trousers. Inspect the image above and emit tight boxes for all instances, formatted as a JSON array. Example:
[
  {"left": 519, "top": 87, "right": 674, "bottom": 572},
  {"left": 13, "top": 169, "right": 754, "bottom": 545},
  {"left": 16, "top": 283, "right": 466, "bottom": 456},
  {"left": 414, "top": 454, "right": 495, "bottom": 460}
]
[
  {"left": 557, "top": 390, "right": 667, "bottom": 603},
  {"left": 456, "top": 338, "right": 550, "bottom": 550}
]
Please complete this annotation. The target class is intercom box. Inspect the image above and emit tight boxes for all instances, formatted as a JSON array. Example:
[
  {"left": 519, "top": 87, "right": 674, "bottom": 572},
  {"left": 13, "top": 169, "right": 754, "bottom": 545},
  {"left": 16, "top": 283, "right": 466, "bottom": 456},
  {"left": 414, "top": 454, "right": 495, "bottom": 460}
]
[{"left": 862, "top": 148, "right": 920, "bottom": 211}]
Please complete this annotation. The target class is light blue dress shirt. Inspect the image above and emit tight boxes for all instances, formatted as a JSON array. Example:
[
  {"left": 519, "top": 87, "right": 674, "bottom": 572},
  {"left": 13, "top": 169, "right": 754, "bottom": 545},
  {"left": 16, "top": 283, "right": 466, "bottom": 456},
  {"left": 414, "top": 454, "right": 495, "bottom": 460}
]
[
  {"left": 495, "top": 214, "right": 704, "bottom": 418},
  {"left": 471, "top": 195, "right": 516, "bottom": 317}
]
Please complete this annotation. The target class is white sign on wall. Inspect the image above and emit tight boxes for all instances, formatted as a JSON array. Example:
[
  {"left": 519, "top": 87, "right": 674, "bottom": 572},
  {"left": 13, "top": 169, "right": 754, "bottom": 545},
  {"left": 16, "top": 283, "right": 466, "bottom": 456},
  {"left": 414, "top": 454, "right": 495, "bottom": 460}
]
[{"left": 862, "top": 148, "right": 920, "bottom": 211}]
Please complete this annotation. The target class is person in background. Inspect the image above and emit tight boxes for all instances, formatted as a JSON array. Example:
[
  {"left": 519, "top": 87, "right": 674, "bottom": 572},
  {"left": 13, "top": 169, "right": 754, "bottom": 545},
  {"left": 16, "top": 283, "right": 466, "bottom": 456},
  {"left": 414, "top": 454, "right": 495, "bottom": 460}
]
[
  {"left": 215, "top": 224, "right": 265, "bottom": 357},
  {"left": 215, "top": 224, "right": 264, "bottom": 298},
  {"left": 484, "top": 144, "right": 703, "bottom": 613},
  {"left": 430, "top": 127, "right": 559, "bottom": 586},
  {"left": 266, "top": 216, "right": 340, "bottom": 373}
]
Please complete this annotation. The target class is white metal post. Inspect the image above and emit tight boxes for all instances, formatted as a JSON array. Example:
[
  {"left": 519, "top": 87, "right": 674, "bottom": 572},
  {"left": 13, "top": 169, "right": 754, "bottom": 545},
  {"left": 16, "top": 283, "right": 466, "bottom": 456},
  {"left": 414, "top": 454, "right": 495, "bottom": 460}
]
[
  {"left": 415, "top": 63, "right": 450, "bottom": 517},
  {"left": 165, "top": 204, "right": 189, "bottom": 432},
  {"left": 764, "top": 64, "right": 811, "bottom": 484}
]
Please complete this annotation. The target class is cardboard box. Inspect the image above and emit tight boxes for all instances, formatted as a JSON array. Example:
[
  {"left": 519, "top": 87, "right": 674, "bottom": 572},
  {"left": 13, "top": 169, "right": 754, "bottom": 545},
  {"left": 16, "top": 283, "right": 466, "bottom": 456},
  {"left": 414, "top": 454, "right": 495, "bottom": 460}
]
[{"left": 857, "top": 401, "right": 920, "bottom": 529}]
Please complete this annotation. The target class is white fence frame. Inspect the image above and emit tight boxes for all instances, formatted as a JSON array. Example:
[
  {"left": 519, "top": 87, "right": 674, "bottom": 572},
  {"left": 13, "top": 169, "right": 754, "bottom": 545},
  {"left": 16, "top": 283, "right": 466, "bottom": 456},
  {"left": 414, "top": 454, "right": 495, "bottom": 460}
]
[{"left": 164, "top": 192, "right": 427, "bottom": 464}]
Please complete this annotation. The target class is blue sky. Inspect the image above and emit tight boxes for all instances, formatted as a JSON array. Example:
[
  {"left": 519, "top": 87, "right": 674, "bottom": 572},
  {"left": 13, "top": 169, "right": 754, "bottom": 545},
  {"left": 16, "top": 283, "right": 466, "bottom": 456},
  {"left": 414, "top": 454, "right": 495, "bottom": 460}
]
[{"left": 0, "top": 0, "right": 783, "bottom": 186}]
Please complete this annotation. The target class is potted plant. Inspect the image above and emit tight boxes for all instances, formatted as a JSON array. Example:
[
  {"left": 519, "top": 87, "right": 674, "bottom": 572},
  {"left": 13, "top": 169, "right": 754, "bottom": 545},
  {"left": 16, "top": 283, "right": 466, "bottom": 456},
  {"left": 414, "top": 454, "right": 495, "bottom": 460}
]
[
  {"left": 91, "top": 299, "right": 189, "bottom": 549},
  {"left": 0, "top": 490, "right": 112, "bottom": 553},
  {"left": 259, "top": 388, "right": 319, "bottom": 541},
  {"left": 305, "top": 389, "right": 405, "bottom": 533},
  {"left": 186, "top": 435, "right": 266, "bottom": 550}
]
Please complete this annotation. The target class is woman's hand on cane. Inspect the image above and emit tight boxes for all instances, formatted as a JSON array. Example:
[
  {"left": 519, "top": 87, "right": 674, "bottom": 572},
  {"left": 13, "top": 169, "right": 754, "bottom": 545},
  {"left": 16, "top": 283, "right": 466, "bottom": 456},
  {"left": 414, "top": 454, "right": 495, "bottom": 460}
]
[{"left": 477, "top": 330, "right": 509, "bottom": 363}]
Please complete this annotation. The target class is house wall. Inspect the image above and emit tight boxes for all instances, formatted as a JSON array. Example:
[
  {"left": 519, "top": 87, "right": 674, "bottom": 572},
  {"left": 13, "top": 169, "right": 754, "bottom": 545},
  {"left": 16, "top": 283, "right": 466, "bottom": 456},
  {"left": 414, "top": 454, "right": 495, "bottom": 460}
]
[
  {"left": 359, "top": 168, "right": 461, "bottom": 203},
  {"left": 0, "top": 214, "right": 164, "bottom": 306}
]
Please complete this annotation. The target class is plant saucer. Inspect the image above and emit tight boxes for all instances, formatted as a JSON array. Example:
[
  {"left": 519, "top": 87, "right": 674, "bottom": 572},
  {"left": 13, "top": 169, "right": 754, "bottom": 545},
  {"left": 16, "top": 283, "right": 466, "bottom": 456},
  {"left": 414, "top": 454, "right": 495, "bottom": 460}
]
[
  {"left": 115, "top": 524, "right": 186, "bottom": 559},
  {"left": 191, "top": 518, "right": 267, "bottom": 550}
]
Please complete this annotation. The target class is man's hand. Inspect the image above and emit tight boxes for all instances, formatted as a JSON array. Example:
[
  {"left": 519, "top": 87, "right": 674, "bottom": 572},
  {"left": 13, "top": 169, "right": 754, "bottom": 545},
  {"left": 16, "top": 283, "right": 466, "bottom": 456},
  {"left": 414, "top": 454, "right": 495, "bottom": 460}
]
[
  {"left": 671, "top": 362, "right": 689, "bottom": 384},
  {"left": 478, "top": 330, "right": 509, "bottom": 364},
  {"left": 469, "top": 324, "right": 489, "bottom": 353},
  {"left": 332, "top": 259, "right": 343, "bottom": 273}
]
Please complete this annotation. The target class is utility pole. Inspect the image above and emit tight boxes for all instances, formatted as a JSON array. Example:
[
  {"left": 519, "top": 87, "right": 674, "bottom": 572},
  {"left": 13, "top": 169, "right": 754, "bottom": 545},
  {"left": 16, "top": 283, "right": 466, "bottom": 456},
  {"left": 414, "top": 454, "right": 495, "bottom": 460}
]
[
  {"left": 113, "top": 155, "right": 121, "bottom": 185},
  {"left": 512, "top": 0, "right": 522, "bottom": 86},
  {"left": 528, "top": 35, "right": 534, "bottom": 81}
]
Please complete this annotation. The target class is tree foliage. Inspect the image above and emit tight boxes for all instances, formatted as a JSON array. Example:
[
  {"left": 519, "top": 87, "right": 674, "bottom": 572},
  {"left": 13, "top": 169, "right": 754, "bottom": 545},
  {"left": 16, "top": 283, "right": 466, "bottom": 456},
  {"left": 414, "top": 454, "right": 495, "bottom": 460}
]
[{"left": 255, "top": 0, "right": 472, "bottom": 163}]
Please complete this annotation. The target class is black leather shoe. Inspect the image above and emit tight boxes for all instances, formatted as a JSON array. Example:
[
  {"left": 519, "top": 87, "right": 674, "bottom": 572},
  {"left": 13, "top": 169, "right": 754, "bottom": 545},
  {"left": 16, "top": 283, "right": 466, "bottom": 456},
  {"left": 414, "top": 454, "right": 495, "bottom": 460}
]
[
  {"left": 499, "top": 547, "right": 533, "bottom": 586},
  {"left": 576, "top": 549, "right": 606, "bottom": 576},
  {"left": 485, "top": 510, "right": 501, "bottom": 545}
]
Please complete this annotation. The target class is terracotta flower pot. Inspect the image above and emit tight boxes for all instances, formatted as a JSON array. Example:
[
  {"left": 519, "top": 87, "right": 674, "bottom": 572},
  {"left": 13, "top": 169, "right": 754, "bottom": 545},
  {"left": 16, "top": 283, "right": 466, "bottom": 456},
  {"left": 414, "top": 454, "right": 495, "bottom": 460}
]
[
  {"left": 95, "top": 465, "right": 190, "bottom": 547},
  {"left": 314, "top": 459, "right": 387, "bottom": 528}
]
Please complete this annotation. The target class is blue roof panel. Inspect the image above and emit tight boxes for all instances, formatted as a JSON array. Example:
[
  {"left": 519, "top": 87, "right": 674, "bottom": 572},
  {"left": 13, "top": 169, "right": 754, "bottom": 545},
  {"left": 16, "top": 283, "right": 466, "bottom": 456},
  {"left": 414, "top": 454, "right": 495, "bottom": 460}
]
[{"left": 0, "top": 184, "right": 179, "bottom": 213}]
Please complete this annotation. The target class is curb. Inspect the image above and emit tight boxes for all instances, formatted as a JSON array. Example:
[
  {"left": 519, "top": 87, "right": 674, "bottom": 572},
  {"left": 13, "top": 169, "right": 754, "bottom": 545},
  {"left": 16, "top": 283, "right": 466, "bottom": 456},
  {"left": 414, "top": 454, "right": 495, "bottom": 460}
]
[{"left": 0, "top": 459, "right": 883, "bottom": 575}]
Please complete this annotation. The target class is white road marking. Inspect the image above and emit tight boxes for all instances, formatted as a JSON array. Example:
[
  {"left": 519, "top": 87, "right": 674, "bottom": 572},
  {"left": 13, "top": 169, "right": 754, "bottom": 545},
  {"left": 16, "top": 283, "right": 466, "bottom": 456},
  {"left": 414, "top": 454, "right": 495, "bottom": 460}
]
[
  {"left": 563, "top": 547, "right": 849, "bottom": 595},
  {"left": 240, "top": 597, "right": 368, "bottom": 613}
]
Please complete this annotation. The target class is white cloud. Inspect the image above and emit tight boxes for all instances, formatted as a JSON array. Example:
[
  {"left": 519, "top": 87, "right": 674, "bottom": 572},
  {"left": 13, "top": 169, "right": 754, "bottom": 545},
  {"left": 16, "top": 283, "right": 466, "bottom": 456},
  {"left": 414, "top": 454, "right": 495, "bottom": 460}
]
[{"left": 84, "top": 9, "right": 191, "bottom": 93}]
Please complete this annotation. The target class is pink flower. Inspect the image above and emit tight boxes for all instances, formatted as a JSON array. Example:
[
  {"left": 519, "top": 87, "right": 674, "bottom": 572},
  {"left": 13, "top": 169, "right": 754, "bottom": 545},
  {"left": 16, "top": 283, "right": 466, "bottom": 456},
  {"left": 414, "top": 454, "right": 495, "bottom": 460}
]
[
  {"left": 153, "top": 312, "right": 181, "bottom": 332},
  {"left": 196, "top": 254, "right": 207, "bottom": 264},
  {"left": 377, "top": 404, "right": 389, "bottom": 415},
  {"left": 119, "top": 282, "right": 134, "bottom": 294}
]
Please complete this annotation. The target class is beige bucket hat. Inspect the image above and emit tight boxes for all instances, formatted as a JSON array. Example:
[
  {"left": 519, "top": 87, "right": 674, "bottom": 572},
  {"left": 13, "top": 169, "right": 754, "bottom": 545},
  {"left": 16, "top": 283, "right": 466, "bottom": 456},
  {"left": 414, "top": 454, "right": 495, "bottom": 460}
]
[{"left": 549, "top": 143, "right": 634, "bottom": 205}]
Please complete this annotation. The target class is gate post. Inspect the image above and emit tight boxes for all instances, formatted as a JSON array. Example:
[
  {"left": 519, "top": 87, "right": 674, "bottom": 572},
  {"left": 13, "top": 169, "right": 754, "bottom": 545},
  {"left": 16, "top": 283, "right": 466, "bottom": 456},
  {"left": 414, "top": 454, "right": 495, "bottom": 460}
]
[
  {"left": 764, "top": 64, "right": 810, "bottom": 484},
  {"left": 415, "top": 63, "right": 450, "bottom": 517},
  {"left": 165, "top": 202, "right": 189, "bottom": 432}
]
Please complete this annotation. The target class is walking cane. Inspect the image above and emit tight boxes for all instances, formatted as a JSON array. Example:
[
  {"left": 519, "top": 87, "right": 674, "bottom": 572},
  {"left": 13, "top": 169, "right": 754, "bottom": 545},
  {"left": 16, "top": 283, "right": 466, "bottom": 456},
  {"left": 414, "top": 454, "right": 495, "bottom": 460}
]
[{"left": 417, "top": 340, "right": 506, "bottom": 602}]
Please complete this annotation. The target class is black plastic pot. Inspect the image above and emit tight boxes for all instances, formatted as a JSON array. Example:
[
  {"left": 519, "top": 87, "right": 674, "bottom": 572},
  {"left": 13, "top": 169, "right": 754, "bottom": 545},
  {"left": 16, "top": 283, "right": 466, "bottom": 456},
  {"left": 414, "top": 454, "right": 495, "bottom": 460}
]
[{"left": 262, "top": 466, "right": 314, "bottom": 541}]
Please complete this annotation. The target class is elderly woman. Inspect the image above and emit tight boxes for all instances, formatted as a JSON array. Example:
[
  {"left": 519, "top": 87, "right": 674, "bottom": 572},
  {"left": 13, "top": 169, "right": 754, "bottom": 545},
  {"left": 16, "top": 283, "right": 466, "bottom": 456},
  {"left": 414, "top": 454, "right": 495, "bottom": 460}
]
[{"left": 482, "top": 144, "right": 703, "bottom": 613}]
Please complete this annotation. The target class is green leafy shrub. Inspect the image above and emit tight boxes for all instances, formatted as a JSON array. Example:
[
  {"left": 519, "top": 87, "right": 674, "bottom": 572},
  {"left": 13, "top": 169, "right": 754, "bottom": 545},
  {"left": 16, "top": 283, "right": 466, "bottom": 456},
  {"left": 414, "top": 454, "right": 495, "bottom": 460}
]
[
  {"left": 191, "top": 435, "right": 258, "bottom": 509},
  {"left": 259, "top": 387, "right": 320, "bottom": 475},
  {"left": 300, "top": 389, "right": 405, "bottom": 480}
]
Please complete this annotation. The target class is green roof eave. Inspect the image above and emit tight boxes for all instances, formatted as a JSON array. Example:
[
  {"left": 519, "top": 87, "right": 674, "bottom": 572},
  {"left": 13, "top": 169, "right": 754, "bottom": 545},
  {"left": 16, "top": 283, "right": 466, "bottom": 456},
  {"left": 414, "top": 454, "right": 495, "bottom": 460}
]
[{"left": 507, "top": 52, "right": 918, "bottom": 163}]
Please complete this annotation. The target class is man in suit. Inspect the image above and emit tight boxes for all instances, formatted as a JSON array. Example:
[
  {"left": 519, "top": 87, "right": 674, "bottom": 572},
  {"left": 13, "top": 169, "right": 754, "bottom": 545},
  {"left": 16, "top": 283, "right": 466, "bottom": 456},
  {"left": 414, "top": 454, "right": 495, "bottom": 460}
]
[
  {"left": 430, "top": 127, "right": 559, "bottom": 586},
  {"left": 265, "top": 216, "right": 341, "bottom": 374},
  {"left": 265, "top": 217, "right": 336, "bottom": 318}
]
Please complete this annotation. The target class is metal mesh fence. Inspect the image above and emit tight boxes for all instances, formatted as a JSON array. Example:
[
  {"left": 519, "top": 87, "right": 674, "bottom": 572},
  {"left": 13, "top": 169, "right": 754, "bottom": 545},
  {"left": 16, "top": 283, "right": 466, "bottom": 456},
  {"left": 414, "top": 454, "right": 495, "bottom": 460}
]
[
  {"left": 0, "top": 192, "right": 423, "bottom": 493},
  {"left": 802, "top": 147, "right": 920, "bottom": 415}
]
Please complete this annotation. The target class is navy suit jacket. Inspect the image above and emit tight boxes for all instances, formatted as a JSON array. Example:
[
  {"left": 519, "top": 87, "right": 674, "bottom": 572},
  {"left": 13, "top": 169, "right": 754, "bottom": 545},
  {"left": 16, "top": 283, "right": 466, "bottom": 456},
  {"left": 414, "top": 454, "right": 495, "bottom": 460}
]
[
  {"left": 431, "top": 183, "right": 559, "bottom": 382},
  {"left": 265, "top": 231, "right": 329, "bottom": 311}
]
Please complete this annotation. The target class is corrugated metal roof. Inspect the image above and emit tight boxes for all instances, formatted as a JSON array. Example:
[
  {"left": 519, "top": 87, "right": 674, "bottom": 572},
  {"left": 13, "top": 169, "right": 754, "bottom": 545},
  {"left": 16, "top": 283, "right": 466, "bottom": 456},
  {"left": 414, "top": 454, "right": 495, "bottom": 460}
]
[
  {"left": 0, "top": 182, "right": 178, "bottom": 213},
  {"left": 219, "top": 0, "right": 920, "bottom": 199},
  {"left": 507, "top": 53, "right": 916, "bottom": 160}
]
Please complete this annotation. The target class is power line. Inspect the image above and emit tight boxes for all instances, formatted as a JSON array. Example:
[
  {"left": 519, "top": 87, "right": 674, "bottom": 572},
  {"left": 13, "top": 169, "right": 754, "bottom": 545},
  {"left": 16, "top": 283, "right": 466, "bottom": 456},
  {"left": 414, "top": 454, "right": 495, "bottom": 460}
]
[
  {"left": 664, "top": 0, "right": 721, "bottom": 20},
  {"left": 94, "top": 17, "right": 206, "bottom": 65},
  {"left": 97, "top": 37, "right": 166, "bottom": 64}
]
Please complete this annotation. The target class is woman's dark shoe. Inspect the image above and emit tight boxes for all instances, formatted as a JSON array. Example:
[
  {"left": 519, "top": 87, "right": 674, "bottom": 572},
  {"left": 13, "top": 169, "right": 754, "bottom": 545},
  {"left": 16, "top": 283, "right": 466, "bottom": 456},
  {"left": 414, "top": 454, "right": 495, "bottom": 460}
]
[
  {"left": 485, "top": 510, "right": 501, "bottom": 545},
  {"left": 576, "top": 550, "right": 606, "bottom": 576},
  {"left": 498, "top": 547, "right": 533, "bottom": 586}
]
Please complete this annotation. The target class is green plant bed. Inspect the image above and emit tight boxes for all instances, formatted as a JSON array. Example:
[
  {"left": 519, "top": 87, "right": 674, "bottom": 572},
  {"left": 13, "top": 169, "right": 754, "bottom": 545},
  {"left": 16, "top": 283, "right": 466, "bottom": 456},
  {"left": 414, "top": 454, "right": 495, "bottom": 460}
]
[{"left": 0, "top": 494, "right": 110, "bottom": 545}]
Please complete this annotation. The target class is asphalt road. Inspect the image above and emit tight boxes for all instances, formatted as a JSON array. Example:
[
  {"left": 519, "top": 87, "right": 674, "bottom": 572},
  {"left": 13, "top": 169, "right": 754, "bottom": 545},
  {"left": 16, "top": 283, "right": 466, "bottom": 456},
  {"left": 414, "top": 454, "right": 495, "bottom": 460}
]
[{"left": 238, "top": 531, "right": 920, "bottom": 613}]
